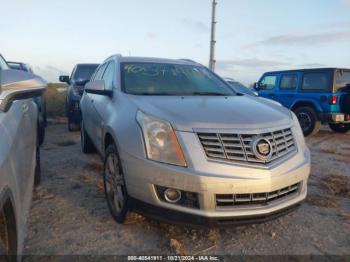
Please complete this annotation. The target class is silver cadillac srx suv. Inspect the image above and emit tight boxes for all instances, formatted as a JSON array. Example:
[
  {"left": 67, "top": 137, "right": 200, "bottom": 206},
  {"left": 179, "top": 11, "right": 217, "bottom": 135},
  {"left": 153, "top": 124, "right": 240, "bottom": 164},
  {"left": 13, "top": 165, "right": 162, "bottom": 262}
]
[{"left": 80, "top": 55, "right": 310, "bottom": 226}]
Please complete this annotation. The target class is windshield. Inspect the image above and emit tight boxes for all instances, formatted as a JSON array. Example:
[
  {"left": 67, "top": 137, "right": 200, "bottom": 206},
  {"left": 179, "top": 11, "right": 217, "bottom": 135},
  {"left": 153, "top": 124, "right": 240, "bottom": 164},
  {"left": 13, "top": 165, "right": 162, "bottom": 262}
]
[
  {"left": 227, "top": 81, "right": 255, "bottom": 96},
  {"left": 335, "top": 70, "right": 350, "bottom": 91},
  {"left": 73, "top": 65, "right": 99, "bottom": 81},
  {"left": 121, "top": 62, "right": 235, "bottom": 96},
  {"left": 0, "top": 55, "right": 9, "bottom": 70}
]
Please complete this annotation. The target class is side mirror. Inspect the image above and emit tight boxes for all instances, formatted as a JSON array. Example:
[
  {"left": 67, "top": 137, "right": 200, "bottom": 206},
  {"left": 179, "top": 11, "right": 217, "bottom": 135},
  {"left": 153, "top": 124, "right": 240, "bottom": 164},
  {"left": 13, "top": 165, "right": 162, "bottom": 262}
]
[
  {"left": 253, "top": 82, "right": 259, "bottom": 90},
  {"left": 0, "top": 69, "right": 47, "bottom": 112},
  {"left": 59, "top": 75, "right": 70, "bottom": 84},
  {"left": 74, "top": 78, "right": 89, "bottom": 86},
  {"left": 85, "top": 80, "right": 112, "bottom": 97}
]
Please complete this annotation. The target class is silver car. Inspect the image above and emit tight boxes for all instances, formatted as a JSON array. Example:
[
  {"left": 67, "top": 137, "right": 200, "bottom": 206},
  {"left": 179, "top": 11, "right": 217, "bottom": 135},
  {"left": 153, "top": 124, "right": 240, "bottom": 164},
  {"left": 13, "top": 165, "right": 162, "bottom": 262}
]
[
  {"left": 0, "top": 54, "right": 46, "bottom": 256},
  {"left": 80, "top": 55, "right": 310, "bottom": 225}
]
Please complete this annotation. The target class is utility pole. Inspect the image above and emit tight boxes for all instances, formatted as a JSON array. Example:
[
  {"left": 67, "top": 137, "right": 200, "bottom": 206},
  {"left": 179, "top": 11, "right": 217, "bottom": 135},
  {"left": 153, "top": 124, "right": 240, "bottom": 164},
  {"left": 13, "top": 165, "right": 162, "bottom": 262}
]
[{"left": 209, "top": 0, "right": 217, "bottom": 71}]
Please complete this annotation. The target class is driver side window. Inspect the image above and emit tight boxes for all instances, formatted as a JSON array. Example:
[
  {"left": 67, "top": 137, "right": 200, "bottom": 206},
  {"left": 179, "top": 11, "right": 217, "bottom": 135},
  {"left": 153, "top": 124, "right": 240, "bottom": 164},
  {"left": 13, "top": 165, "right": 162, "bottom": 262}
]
[
  {"left": 259, "top": 75, "right": 277, "bottom": 90},
  {"left": 92, "top": 63, "right": 107, "bottom": 81},
  {"left": 102, "top": 62, "right": 115, "bottom": 91}
]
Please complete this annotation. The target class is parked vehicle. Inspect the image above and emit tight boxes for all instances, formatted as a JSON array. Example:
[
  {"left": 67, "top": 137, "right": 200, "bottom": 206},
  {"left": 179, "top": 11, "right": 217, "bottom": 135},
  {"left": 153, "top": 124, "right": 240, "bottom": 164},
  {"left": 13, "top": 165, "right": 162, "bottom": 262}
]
[
  {"left": 224, "top": 78, "right": 258, "bottom": 96},
  {"left": 80, "top": 55, "right": 310, "bottom": 226},
  {"left": 255, "top": 68, "right": 350, "bottom": 136},
  {"left": 0, "top": 54, "right": 46, "bottom": 257},
  {"left": 7, "top": 61, "right": 34, "bottom": 74},
  {"left": 59, "top": 63, "right": 99, "bottom": 131},
  {"left": 8, "top": 61, "right": 47, "bottom": 145}
]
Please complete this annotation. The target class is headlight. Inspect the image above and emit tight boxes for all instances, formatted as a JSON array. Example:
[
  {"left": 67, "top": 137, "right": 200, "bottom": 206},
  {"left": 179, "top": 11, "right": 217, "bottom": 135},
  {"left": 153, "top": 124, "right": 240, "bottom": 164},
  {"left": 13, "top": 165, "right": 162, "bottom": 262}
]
[
  {"left": 291, "top": 111, "right": 306, "bottom": 151},
  {"left": 136, "top": 111, "right": 187, "bottom": 167}
]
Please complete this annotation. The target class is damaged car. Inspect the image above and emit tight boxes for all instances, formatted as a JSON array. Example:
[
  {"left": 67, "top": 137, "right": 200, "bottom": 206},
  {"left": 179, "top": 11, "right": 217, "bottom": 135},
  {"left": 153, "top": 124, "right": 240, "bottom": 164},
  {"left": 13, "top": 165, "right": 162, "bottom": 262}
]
[{"left": 80, "top": 55, "right": 310, "bottom": 226}]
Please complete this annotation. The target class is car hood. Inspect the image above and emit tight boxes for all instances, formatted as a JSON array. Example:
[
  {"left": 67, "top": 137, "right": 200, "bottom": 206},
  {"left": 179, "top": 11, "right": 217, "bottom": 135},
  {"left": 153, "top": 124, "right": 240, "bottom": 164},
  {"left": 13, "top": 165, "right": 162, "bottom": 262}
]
[{"left": 127, "top": 95, "right": 292, "bottom": 132}]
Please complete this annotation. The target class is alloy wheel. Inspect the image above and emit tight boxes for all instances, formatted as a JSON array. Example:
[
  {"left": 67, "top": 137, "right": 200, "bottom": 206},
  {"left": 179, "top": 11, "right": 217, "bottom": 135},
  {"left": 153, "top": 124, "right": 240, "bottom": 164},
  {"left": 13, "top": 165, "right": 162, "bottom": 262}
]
[
  {"left": 104, "top": 153, "right": 126, "bottom": 215},
  {"left": 297, "top": 112, "right": 312, "bottom": 131}
]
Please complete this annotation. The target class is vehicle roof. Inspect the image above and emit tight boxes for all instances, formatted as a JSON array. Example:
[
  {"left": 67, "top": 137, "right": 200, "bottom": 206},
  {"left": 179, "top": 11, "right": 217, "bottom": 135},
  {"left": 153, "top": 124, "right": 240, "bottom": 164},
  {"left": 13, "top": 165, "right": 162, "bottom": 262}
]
[
  {"left": 76, "top": 63, "right": 99, "bottom": 67},
  {"left": 263, "top": 68, "right": 350, "bottom": 75},
  {"left": 106, "top": 55, "right": 201, "bottom": 66}
]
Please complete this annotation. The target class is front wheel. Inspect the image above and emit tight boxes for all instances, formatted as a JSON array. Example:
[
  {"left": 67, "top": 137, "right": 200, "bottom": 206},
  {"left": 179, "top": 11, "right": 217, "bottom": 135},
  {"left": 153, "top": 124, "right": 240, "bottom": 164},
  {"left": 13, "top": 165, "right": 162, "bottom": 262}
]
[
  {"left": 294, "top": 107, "right": 321, "bottom": 137},
  {"left": 104, "top": 144, "right": 129, "bottom": 224},
  {"left": 329, "top": 123, "right": 350, "bottom": 133}
]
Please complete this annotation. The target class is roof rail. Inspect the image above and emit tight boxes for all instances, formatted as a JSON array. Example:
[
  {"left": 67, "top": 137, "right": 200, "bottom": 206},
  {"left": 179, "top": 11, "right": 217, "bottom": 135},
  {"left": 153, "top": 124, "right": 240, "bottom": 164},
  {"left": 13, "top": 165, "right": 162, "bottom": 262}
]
[
  {"left": 104, "top": 54, "right": 122, "bottom": 62},
  {"left": 178, "top": 58, "right": 198, "bottom": 64}
]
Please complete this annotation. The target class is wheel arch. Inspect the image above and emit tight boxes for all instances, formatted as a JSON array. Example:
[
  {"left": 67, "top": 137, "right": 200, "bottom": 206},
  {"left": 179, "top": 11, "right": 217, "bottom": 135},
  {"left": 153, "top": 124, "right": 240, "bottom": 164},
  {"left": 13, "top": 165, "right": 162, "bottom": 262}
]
[
  {"left": 103, "top": 127, "right": 121, "bottom": 153},
  {"left": 291, "top": 100, "right": 322, "bottom": 113}
]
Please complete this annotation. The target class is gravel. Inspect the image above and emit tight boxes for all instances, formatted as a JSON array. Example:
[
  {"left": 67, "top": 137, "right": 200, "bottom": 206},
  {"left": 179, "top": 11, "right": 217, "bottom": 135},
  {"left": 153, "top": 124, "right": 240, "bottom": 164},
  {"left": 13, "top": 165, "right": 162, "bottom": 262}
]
[{"left": 24, "top": 124, "right": 350, "bottom": 255}]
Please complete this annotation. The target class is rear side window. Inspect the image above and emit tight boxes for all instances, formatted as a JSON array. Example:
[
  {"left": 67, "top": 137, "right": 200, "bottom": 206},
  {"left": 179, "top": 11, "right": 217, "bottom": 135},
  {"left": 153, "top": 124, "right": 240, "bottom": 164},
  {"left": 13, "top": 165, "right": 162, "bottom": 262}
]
[
  {"left": 280, "top": 74, "right": 298, "bottom": 89},
  {"left": 302, "top": 73, "right": 329, "bottom": 91},
  {"left": 259, "top": 75, "right": 276, "bottom": 90}
]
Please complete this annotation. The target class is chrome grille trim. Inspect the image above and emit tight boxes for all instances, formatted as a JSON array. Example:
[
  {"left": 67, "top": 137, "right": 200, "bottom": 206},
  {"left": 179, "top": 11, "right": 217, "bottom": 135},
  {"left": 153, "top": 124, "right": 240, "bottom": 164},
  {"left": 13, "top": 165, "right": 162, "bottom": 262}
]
[
  {"left": 197, "top": 128, "right": 297, "bottom": 166},
  {"left": 216, "top": 182, "right": 301, "bottom": 208}
]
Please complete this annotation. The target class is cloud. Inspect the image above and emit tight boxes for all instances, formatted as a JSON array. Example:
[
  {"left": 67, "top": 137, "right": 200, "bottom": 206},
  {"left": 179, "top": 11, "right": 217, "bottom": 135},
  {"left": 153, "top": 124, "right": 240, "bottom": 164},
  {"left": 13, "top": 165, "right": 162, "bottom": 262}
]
[
  {"left": 217, "top": 58, "right": 289, "bottom": 70},
  {"left": 343, "top": 0, "right": 350, "bottom": 7},
  {"left": 247, "top": 30, "right": 350, "bottom": 47},
  {"left": 146, "top": 32, "right": 157, "bottom": 39},
  {"left": 180, "top": 18, "right": 209, "bottom": 33}
]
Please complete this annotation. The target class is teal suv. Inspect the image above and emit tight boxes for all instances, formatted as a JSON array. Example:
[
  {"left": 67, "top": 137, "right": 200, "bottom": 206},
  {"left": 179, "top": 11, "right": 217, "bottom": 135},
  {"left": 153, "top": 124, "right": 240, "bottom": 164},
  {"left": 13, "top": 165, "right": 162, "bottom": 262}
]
[{"left": 255, "top": 68, "right": 350, "bottom": 136}]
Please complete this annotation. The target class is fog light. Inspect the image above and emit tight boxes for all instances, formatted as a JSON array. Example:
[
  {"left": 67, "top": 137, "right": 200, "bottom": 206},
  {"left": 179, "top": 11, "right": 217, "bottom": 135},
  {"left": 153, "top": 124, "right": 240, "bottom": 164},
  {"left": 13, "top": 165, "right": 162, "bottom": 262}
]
[{"left": 164, "top": 188, "right": 181, "bottom": 203}]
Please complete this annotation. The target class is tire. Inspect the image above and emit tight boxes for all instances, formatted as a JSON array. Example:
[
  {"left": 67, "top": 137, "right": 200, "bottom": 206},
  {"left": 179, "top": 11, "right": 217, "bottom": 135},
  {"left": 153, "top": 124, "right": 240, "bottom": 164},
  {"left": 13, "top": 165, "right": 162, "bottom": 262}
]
[
  {"left": 34, "top": 146, "right": 41, "bottom": 186},
  {"left": 103, "top": 143, "right": 129, "bottom": 224},
  {"left": 37, "top": 121, "right": 45, "bottom": 146},
  {"left": 294, "top": 107, "right": 321, "bottom": 137},
  {"left": 68, "top": 117, "right": 79, "bottom": 132},
  {"left": 0, "top": 203, "right": 17, "bottom": 258},
  {"left": 81, "top": 120, "right": 95, "bottom": 154},
  {"left": 329, "top": 123, "right": 350, "bottom": 133}
]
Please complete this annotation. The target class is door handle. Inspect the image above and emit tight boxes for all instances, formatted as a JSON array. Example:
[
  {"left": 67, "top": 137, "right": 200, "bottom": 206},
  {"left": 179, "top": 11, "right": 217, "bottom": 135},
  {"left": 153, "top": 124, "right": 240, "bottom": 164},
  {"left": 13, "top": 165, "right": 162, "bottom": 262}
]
[
  {"left": 268, "top": 94, "right": 275, "bottom": 97},
  {"left": 91, "top": 99, "right": 94, "bottom": 103},
  {"left": 286, "top": 94, "right": 294, "bottom": 98}
]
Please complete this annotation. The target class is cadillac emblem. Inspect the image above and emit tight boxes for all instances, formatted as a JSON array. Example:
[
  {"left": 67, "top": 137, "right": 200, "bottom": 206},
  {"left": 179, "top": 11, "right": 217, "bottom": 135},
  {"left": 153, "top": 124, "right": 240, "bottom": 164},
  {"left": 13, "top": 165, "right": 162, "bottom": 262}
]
[{"left": 251, "top": 137, "right": 273, "bottom": 161}]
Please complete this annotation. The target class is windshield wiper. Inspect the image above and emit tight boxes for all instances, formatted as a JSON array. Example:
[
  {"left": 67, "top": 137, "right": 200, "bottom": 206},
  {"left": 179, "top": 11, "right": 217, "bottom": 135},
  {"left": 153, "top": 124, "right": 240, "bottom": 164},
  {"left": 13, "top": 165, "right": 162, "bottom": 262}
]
[{"left": 189, "top": 92, "right": 230, "bottom": 96}]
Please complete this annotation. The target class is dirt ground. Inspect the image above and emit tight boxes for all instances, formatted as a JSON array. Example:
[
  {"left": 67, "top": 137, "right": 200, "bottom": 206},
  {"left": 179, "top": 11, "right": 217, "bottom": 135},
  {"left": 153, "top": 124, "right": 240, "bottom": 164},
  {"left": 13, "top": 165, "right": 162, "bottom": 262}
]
[{"left": 24, "top": 124, "right": 350, "bottom": 255}]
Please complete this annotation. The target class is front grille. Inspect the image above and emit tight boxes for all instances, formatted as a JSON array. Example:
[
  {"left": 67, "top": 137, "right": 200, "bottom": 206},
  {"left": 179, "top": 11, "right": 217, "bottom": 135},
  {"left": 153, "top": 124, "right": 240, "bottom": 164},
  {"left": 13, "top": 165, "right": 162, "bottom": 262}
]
[
  {"left": 197, "top": 128, "right": 296, "bottom": 166},
  {"left": 216, "top": 182, "right": 301, "bottom": 208}
]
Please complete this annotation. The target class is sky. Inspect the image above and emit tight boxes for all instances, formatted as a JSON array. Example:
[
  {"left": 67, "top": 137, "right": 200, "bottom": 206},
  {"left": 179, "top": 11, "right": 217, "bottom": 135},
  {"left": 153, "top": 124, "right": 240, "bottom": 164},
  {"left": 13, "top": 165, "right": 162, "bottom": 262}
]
[{"left": 1, "top": 0, "right": 350, "bottom": 85}]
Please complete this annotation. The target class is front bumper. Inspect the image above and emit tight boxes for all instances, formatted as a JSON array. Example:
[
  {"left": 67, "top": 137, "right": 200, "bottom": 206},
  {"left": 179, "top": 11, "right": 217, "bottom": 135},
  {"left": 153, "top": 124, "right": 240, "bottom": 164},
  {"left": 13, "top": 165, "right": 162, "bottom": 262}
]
[{"left": 121, "top": 145, "right": 310, "bottom": 224}]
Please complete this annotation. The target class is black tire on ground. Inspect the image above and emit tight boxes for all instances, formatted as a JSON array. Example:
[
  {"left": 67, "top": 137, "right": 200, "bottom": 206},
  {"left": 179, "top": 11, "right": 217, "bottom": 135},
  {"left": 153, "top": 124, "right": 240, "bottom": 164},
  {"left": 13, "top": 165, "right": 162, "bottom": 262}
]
[
  {"left": 294, "top": 106, "right": 321, "bottom": 137},
  {"left": 80, "top": 120, "right": 95, "bottom": 154},
  {"left": 329, "top": 123, "right": 350, "bottom": 133},
  {"left": 34, "top": 146, "right": 41, "bottom": 186},
  {"left": 104, "top": 143, "right": 129, "bottom": 224},
  {"left": 0, "top": 202, "right": 18, "bottom": 258},
  {"left": 68, "top": 118, "right": 79, "bottom": 132},
  {"left": 37, "top": 121, "right": 45, "bottom": 146}
]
